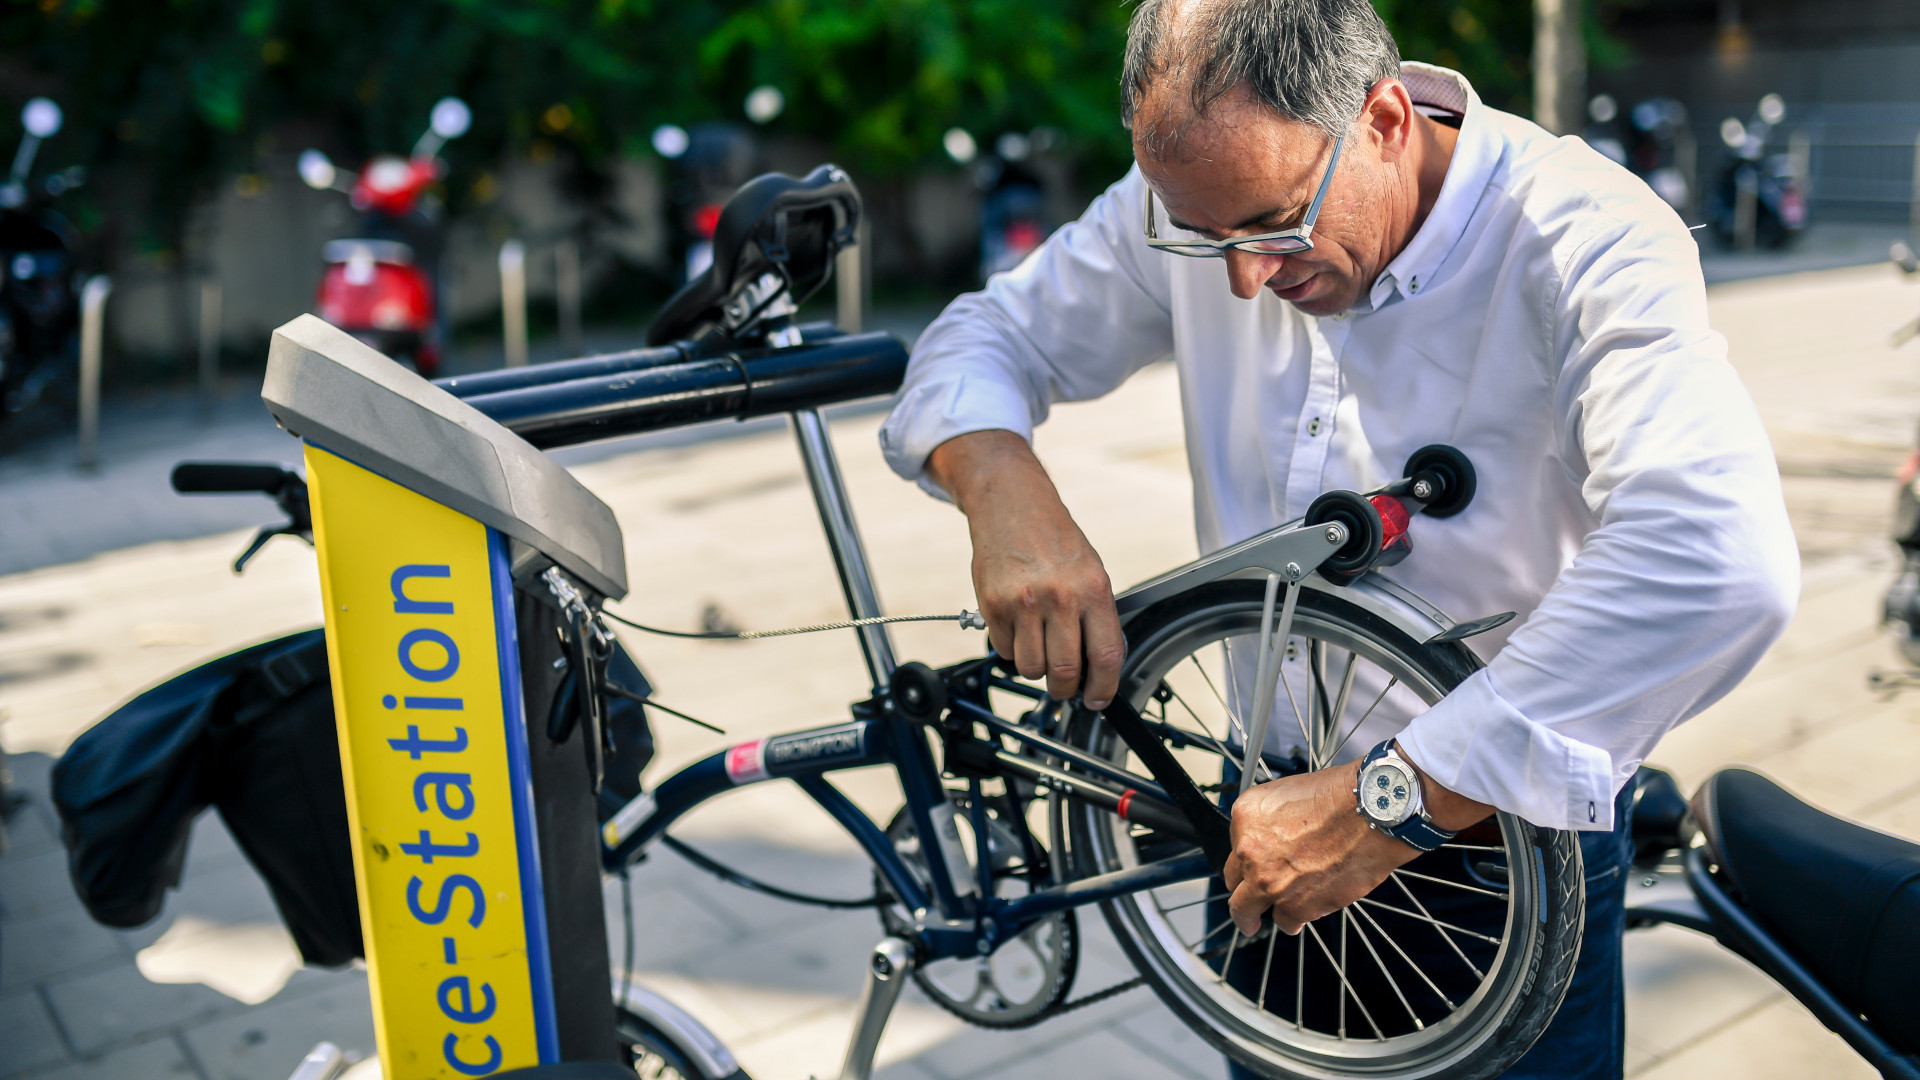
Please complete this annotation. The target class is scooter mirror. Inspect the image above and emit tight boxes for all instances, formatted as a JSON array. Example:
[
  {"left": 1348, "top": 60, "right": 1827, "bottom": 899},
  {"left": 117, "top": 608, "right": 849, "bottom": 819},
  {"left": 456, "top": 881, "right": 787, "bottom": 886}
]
[
  {"left": 430, "top": 97, "right": 471, "bottom": 140},
  {"left": 298, "top": 149, "right": 336, "bottom": 190},
  {"left": 1757, "top": 93, "right": 1786, "bottom": 126},
  {"left": 21, "top": 98, "right": 61, "bottom": 139}
]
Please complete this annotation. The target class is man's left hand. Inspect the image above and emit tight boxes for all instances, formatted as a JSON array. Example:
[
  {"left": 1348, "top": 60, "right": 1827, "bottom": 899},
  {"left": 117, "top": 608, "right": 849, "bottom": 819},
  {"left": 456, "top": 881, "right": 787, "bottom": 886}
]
[{"left": 1224, "top": 756, "right": 1494, "bottom": 937}]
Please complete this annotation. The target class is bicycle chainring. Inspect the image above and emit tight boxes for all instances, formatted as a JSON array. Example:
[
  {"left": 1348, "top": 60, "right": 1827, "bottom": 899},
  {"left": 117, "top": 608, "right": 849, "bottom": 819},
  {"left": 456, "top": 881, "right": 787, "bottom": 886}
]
[{"left": 877, "top": 801, "right": 1079, "bottom": 1029}]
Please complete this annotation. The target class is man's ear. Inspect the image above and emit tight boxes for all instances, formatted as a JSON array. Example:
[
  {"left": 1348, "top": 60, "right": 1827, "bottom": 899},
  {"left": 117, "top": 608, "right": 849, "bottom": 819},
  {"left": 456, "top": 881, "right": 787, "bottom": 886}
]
[{"left": 1363, "top": 79, "right": 1417, "bottom": 164}]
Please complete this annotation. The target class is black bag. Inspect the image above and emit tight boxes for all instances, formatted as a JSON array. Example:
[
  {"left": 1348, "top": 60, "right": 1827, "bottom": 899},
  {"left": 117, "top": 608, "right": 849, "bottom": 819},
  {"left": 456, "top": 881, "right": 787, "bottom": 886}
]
[
  {"left": 51, "top": 630, "right": 363, "bottom": 965},
  {"left": 53, "top": 626, "right": 657, "bottom": 966}
]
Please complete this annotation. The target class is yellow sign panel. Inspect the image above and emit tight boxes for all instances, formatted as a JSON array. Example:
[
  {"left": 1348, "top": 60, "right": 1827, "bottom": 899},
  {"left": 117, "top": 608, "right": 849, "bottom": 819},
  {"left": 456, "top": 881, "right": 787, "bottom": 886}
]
[{"left": 306, "top": 444, "right": 554, "bottom": 1078}]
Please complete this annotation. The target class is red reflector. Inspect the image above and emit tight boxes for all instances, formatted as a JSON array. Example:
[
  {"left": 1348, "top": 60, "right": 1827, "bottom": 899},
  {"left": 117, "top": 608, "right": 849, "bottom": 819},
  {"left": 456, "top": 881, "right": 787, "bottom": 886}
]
[
  {"left": 1116, "top": 788, "right": 1137, "bottom": 820},
  {"left": 692, "top": 204, "right": 723, "bottom": 239},
  {"left": 1370, "top": 494, "right": 1411, "bottom": 549}
]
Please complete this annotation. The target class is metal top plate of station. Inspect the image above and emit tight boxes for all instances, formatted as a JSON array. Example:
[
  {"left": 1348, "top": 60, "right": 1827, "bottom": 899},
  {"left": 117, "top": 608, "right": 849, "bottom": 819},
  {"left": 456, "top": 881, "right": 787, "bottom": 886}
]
[{"left": 261, "top": 314, "right": 628, "bottom": 599}]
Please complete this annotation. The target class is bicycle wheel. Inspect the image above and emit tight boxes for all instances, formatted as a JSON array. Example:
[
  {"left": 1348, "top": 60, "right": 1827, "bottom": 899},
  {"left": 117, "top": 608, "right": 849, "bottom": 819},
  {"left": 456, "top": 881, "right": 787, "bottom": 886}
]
[
  {"left": 1068, "top": 581, "right": 1582, "bottom": 1080},
  {"left": 615, "top": 1006, "right": 740, "bottom": 1080}
]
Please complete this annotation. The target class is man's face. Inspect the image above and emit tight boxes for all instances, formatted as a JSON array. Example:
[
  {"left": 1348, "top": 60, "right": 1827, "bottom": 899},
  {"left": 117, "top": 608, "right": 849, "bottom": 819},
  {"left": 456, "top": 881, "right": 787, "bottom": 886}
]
[{"left": 1135, "top": 87, "right": 1391, "bottom": 316}]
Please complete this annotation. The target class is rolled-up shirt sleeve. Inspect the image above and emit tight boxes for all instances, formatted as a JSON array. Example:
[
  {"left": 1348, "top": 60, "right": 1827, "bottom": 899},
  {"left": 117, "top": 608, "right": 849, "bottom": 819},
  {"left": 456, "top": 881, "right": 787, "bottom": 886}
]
[
  {"left": 1395, "top": 208, "right": 1800, "bottom": 832},
  {"left": 880, "top": 167, "right": 1177, "bottom": 497}
]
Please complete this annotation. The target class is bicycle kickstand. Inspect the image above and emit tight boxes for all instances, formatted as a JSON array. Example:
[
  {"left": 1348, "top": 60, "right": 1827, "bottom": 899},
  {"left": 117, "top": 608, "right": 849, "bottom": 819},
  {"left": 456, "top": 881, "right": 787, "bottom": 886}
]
[{"left": 820, "top": 937, "right": 916, "bottom": 1080}]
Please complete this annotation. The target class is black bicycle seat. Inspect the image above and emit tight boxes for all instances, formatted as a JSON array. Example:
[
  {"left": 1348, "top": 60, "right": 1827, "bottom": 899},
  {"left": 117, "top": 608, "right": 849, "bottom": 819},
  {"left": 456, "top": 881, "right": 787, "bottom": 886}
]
[
  {"left": 646, "top": 164, "right": 861, "bottom": 347},
  {"left": 1693, "top": 767, "right": 1920, "bottom": 1044}
]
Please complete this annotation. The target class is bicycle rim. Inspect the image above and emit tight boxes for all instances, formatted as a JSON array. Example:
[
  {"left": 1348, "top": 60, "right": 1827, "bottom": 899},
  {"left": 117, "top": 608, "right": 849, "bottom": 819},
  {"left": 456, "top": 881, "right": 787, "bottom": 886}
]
[{"left": 1070, "top": 582, "right": 1581, "bottom": 1080}]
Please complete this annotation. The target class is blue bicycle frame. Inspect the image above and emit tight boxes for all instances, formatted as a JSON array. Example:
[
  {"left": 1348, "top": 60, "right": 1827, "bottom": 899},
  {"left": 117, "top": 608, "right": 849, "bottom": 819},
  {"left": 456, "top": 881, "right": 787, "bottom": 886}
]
[{"left": 596, "top": 409, "right": 1217, "bottom": 963}]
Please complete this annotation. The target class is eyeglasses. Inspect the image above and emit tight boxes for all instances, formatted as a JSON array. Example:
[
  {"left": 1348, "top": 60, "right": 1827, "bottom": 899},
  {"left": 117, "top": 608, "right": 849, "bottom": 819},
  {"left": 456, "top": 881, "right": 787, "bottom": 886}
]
[{"left": 1143, "top": 130, "right": 1347, "bottom": 258}]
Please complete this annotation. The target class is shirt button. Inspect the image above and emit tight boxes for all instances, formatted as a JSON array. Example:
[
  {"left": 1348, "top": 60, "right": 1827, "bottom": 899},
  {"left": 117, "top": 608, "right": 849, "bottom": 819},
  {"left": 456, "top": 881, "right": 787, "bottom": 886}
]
[
  {"left": 1307, "top": 417, "right": 1322, "bottom": 436},
  {"left": 1410, "top": 276, "right": 1421, "bottom": 293}
]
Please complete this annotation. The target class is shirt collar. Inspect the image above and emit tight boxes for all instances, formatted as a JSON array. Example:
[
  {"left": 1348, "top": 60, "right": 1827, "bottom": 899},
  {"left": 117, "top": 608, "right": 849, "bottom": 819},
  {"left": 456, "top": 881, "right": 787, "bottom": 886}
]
[{"left": 1364, "top": 62, "right": 1502, "bottom": 311}]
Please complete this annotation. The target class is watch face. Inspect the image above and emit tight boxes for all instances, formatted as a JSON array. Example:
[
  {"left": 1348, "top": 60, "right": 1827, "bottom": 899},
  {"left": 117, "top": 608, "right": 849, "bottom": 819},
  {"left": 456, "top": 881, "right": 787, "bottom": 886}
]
[{"left": 1360, "top": 761, "right": 1415, "bottom": 826}]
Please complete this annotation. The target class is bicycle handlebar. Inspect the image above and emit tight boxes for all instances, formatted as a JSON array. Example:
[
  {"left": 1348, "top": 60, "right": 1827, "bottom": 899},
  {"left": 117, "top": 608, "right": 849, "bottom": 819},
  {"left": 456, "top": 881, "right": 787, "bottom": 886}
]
[
  {"left": 454, "top": 330, "right": 908, "bottom": 450},
  {"left": 171, "top": 462, "right": 294, "bottom": 495}
]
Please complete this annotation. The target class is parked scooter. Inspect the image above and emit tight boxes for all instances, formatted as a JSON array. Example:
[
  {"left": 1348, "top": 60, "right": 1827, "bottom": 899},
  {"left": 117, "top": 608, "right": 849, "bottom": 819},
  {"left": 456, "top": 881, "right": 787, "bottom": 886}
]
[
  {"left": 0, "top": 98, "right": 86, "bottom": 423},
  {"left": 1624, "top": 766, "right": 1920, "bottom": 1078},
  {"left": 297, "top": 97, "right": 470, "bottom": 377},
  {"left": 1710, "top": 93, "right": 1808, "bottom": 250}
]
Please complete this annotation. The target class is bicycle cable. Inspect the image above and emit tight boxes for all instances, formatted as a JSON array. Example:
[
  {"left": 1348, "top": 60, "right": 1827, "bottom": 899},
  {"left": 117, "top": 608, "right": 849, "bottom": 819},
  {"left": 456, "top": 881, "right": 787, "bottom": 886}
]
[
  {"left": 659, "top": 833, "right": 885, "bottom": 910},
  {"left": 600, "top": 607, "right": 987, "bottom": 640}
]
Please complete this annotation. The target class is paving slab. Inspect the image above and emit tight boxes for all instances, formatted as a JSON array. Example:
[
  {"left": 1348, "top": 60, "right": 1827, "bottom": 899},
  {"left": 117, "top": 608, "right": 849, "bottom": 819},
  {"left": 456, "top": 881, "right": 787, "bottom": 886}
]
[
  {"left": 16, "top": 1034, "right": 198, "bottom": 1080},
  {"left": 0, "top": 989, "right": 70, "bottom": 1074},
  {"left": 180, "top": 978, "right": 373, "bottom": 1080}
]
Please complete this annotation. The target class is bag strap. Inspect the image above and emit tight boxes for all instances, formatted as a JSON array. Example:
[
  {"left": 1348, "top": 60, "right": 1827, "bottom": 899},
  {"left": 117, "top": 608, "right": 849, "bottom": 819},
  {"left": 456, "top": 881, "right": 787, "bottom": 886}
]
[{"left": 256, "top": 633, "right": 329, "bottom": 701}]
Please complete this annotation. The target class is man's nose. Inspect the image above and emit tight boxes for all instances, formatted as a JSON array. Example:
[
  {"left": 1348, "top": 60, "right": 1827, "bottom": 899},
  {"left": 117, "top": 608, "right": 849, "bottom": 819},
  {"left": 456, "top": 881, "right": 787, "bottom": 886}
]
[{"left": 1224, "top": 250, "right": 1284, "bottom": 300}]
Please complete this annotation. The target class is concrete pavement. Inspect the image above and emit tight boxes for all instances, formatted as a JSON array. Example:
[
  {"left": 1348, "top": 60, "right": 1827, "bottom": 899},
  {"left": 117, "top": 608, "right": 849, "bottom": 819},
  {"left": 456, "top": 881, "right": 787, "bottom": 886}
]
[{"left": 6, "top": 263, "right": 1920, "bottom": 1078}]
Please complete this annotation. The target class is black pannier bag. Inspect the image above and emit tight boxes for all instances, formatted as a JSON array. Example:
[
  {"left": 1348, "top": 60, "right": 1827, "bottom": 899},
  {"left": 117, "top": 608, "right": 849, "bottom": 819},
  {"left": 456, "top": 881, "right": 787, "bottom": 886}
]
[{"left": 52, "top": 627, "right": 656, "bottom": 966}]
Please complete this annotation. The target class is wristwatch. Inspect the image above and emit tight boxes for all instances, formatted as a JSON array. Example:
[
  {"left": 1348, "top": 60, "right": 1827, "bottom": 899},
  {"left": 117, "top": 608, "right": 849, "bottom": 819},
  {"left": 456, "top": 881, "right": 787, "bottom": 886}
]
[{"left": 1354, "top": 739, "right": 1458, "bottom": 853}]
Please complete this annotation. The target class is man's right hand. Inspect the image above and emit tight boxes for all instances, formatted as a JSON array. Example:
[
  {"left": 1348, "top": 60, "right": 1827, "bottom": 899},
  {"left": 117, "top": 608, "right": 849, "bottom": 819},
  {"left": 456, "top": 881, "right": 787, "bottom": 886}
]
[{"left": 925, "top": 430, "right": 1125, "bottom": 708}]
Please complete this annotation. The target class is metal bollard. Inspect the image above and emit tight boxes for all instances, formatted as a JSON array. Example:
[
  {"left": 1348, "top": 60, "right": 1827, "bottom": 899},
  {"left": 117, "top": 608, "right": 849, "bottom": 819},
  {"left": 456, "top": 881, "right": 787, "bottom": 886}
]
[
  {"left": 556, "top": 237, "right": 582, "bottom": 353},
  {"left": 76, "top": 274, "right": 111, "bottom": 470},
  {"left": 500, "top": 239, "right": 528, "bottom": 368},
  {"left": 835, "top": 217, "right": 869, "bottom": 334},
  {"left": 1910, "top": 133, "right": 1920, "bottom": 245},
  {"left": 1733, "top": 168, "right": 1758, "bottom": 252},
  {"left": 198, "top": 278, "right": 221, "bottom": 416}
]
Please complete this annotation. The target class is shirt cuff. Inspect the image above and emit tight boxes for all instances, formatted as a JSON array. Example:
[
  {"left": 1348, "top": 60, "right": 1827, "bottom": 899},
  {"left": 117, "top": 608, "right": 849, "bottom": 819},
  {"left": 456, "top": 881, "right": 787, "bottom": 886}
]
[
  {"left": 878, "top": 375, "right": 1039, "bottom": 501},
  {"left": 1394, "top": 667, "right": 1619, "bottom": 832}
]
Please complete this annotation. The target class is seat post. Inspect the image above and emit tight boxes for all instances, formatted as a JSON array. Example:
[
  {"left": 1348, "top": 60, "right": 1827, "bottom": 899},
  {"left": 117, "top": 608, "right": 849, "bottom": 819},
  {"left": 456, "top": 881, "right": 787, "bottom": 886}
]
[{"left": 791, "top": 407, "right": 897, "bottom": 687}]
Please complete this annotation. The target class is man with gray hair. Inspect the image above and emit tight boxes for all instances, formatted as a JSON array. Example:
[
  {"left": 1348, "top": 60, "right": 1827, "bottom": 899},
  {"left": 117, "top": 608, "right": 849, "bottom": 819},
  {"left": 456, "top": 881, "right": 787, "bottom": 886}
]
[{"left": 879, "top": 0, "right": 1798, "bottom": 1075}]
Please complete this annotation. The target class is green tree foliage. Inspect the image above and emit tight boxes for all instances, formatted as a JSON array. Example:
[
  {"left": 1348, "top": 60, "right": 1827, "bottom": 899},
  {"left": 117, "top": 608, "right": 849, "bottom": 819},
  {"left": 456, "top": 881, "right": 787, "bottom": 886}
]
[{"left": 0, "top": 0, "right": 1541, "bottom": 250}]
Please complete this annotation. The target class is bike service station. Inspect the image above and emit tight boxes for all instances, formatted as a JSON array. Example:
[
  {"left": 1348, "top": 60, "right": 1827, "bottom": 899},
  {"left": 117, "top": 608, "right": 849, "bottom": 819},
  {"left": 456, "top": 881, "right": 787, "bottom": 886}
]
[{"left": 61, "top": 165, "right": 1916, "bottom": 1080}]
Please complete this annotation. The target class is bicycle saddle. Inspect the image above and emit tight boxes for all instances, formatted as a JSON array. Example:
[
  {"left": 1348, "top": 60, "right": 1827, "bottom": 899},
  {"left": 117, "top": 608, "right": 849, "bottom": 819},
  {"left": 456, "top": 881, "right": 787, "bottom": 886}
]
[
  {"left": 645, "top": 163, "right": 861, "bottom": 348},
  {"left": 1693, "top": 767, "right": 1920, "bottom": 1046}
]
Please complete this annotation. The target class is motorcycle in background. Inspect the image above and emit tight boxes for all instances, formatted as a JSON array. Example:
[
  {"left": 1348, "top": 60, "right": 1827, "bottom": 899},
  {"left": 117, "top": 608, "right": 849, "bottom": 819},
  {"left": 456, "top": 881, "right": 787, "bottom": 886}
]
[
  {"left": 1710, "top": 92, "right": 1808, "bottom": 250},
  {"left": 296, "top": 97, "right": 470, "bottom": 377},
  {"left": 1585, "top": 94, "right": 1691, "bottom": 214},
  {"left": 0, "top": 97, "right": 86, "bottom": 424}
]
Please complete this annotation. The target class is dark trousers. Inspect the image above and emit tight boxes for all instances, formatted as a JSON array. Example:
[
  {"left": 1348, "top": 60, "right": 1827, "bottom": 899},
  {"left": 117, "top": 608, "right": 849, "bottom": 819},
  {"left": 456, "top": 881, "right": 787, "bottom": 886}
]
[{"left": 1225, "top": 786, "right": 1634, "bottom": 1080}]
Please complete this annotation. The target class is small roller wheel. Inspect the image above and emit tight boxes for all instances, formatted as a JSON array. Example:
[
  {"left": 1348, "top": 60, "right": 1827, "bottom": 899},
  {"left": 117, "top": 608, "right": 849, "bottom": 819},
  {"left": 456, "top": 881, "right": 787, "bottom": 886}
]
[
  {"left": 1403, "top": 444, "right": 1477, "bottom": 519},
  {"left": 1304, "top": 489, "right": 1382, "bottom": 585}
]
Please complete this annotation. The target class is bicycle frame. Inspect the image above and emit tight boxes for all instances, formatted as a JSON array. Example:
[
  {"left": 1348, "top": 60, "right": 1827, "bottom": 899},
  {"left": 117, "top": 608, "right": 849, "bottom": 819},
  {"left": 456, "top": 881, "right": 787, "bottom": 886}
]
[{"left": 594, "top": 405, "right": 1345, "bottom": 962}]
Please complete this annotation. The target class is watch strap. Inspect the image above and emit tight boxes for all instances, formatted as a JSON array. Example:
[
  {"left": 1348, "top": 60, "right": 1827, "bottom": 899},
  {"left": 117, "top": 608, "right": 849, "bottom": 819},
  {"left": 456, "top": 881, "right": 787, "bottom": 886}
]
[{"left": 1385, "top": 815, "right": 1456, "bottom": 853}]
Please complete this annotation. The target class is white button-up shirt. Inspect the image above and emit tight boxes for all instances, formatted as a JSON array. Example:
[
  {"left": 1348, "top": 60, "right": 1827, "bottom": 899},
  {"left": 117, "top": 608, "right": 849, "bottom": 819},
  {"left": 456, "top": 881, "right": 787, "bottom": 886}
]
[{"left": 878, "top": 63, "right": 1799, "bottom": 832}]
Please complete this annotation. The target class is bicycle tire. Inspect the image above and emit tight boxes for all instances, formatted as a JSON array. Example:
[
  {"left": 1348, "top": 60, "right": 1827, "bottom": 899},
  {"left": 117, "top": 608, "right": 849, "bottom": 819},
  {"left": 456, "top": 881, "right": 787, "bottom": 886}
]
[
  {"left": 615, "top": 1006, "right": 741, "bottom": 1080},
  {"left": 1067, "top": 580, "right": 1582, "bottom": 1080}
]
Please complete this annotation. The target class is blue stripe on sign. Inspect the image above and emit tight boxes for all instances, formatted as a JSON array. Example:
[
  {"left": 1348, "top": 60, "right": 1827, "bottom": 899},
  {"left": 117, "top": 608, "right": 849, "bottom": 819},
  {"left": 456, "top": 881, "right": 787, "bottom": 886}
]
[{"left": 489, "top": 528, "right": 560, "bottom": 1062}]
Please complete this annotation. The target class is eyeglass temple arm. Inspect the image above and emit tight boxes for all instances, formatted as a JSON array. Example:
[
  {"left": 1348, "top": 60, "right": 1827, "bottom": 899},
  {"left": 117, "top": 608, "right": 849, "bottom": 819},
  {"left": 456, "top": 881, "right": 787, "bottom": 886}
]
[{"left": 1299, "top": 131, "right": 1347, "bottom": 235}]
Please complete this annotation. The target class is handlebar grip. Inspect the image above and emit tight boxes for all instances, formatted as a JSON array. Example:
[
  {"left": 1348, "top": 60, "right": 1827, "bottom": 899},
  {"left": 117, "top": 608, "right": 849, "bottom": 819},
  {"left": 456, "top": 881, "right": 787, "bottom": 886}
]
[{"left": 171, "top": 462, "right": 292, "bottom": 495}]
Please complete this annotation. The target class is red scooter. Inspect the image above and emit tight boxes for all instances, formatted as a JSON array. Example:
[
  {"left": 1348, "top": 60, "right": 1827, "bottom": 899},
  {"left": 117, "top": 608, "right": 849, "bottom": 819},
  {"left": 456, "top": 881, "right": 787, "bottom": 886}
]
[{"left": 296, "top": 97, "right": 469, "bottom": 376}]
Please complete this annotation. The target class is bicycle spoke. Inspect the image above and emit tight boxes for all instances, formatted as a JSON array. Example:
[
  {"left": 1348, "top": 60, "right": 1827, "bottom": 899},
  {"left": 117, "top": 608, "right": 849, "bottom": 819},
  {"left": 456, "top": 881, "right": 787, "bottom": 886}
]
[
  {"left": 1190, "top": 652, "right": 1257, "bottom": 754},
  {"left": 1188, "top": 914, "right": 1238, "bottom": 953},
  {"left": 1295, "top": 927, "right": 1305, "bottom": 1031},
  {"left": 1305, "top": 917, "right": 1384, "bottom": 1041},
  {"left": 1322, "top": 676, "right": 1398, "bottom": 765},
  {"left": 1217, "top": 927, "right": 1245, "bottom": 983},
  {"left": 1353, "top": 900, "right": 1457, "bottom": 1011},
  {"left": 1348, "top": 905, "right": 1423, "bottom": 1030},
  {"left": 1388, "top": 873, "right": 1492, "bottom": 978},
  {"left": 1359, "top": 895, "right": 1502, "bottom": 950},
  {"left": 1167, "top": 682, "right": 1270, "bottom": 784},
  {"left": 1391, "top": 868, "right": 1511, "bottom": 901},
  {"left": 1321, "top": 647, "right": 1359, "bottom": 770},
  {"left": 1155, "top": 890, "right": 1230, "bottom": 915},
  {"left": 1338, "top": 911, "right": 1348, "bottom": 1039},
  {"left": 1255, "top": 916, "right": 1281, "bottom": 1011}
]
